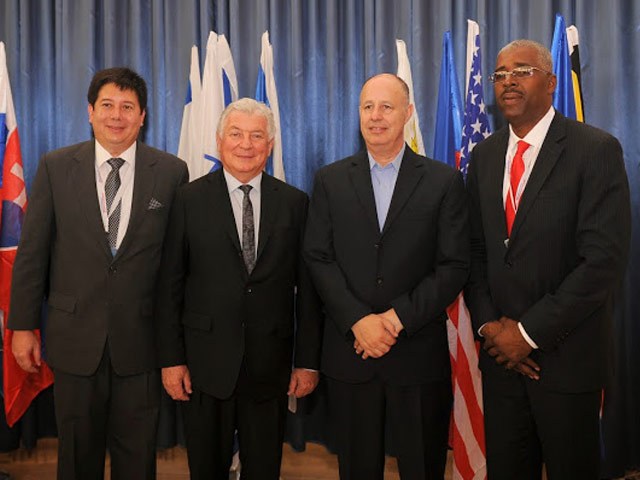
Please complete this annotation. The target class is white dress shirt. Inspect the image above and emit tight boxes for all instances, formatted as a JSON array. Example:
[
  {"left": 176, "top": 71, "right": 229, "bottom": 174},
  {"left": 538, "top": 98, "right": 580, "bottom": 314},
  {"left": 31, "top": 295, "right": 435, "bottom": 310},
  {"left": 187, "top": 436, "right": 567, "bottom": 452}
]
[
  {"left": 501, "top": 106, "right": 556, "bottom": 349},
  {"left": 95, "top": 141, "right": 136, "bottom": 249}
]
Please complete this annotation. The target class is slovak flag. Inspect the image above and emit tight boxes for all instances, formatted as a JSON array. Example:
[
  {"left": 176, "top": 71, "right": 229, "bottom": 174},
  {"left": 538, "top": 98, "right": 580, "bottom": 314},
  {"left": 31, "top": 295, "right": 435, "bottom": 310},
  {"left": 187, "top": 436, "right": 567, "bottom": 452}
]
[
  {"left": 255, "top": 31, "right": 285, "bottom": 182},
  {"left": 0, "top": 41, "right": 54, "bottom": 428}
]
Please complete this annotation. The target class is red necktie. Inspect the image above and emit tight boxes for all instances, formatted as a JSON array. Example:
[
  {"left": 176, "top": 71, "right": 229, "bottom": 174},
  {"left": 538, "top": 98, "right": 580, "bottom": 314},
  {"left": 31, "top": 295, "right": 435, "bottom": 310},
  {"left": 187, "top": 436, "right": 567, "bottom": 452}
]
[{"left": 505, "top": 140, "right": 530, "bottom": 237}]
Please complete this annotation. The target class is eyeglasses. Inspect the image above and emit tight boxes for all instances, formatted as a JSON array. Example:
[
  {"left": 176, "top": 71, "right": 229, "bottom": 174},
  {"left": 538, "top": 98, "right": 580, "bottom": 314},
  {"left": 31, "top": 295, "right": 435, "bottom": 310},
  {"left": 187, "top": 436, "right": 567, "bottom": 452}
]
[{"left": 489, "top": 66, "right": 551, "bottom": 83}]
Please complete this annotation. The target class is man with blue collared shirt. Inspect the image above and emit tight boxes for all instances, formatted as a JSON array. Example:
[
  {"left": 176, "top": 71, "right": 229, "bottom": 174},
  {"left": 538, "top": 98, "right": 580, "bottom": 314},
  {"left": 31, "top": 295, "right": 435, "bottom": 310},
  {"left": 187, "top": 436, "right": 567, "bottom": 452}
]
[{"left": 305, "top": 73, "right": 469, "bottom": 480}]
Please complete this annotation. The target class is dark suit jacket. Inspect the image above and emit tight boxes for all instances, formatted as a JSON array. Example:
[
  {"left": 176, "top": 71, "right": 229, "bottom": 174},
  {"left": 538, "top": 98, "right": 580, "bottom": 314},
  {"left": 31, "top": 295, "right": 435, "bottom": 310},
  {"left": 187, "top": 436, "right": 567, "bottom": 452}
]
[
  {"left": 465, "top": 112, "right": 631, "bottom": 392},
  {"left": 304, "top": 146, "right": 469, "bottom": 385},
  {"left": 155, "top": 170, "right": 322, "bottom": 400},
  {"left": 8, "top": 140, "right": 189, "bottom": 376}
]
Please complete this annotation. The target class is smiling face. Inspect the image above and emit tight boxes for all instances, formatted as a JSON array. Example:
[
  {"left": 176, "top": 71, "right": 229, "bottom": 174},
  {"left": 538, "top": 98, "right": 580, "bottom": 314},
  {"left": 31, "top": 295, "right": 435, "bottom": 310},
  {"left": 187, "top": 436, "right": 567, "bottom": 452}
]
[
  {"left": 217, "top": 111, "right": 274, "bottom": 183},
  {"left": 494, "top": 45, "right": 556, "bottom": 137},
  {"left": 359, "top": 74, "right": 413, "bottom": 163},
  {"left": 88, "top": 83, "right": 145, "bottom": 156}
]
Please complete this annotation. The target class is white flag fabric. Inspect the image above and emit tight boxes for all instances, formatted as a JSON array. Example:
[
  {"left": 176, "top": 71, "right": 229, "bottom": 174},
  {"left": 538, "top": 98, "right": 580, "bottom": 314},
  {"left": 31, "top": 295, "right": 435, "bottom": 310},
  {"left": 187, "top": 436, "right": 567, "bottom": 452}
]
[
  {"left": 395, "top": 39, "right": 425, "bottom": 156},
  {"left": 255, "top": 31, "right": 285, "bottom": 182},
  {"left": 197, "top": 31, "right": 238, "bottom": 181},
  {"left": 177, "top": 45, "right": 202, "bottom": 179}
]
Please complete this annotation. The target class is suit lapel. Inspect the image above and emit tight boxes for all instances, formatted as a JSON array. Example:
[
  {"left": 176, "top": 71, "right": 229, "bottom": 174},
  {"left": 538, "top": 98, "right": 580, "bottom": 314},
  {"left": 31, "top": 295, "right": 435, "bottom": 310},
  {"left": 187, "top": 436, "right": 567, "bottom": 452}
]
[
  {"left": 72, "top": 141, "right": 112, "bottom": 258},
  {"left": 348, "top": 152, "right": 379, "bottom": 231},
  {"left": 116, "top": 143, "right": 155, "bottom": 259},
  {"left": 382, "top": 148, "right": 424, "bottom": 235},
  {"left": 510, "top": 114, "right": 565, "bottom": 240},
  {"left": 487, "top": 129, "right": 510, "bottom": 240},
  {"left": 256, "top": 174, "right": 280, "bottom": 263},
  {"left": 210, "top": 170, "right": 243, "bottom": 254}
]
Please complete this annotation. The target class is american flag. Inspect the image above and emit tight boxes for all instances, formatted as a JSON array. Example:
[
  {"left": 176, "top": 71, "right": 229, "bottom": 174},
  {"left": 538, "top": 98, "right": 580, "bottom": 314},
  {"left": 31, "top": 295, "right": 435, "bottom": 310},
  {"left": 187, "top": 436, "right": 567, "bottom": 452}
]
[
  {"left": 458, "top": 22, "right": 492, "bottom": 179},
  {"left": 0, "top": 41, "right": 54, "bottom": 427},
  {"left": 445, "top": 20, "right": 489, "bottom": 480}
]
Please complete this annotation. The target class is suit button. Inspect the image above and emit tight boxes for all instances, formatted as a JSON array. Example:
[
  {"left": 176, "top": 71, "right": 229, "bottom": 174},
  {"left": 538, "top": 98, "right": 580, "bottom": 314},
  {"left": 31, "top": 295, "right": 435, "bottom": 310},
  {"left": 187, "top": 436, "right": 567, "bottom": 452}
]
[
  {"left": 505, "top": 261, "right": 512, "bottom": 268},
  {"left": 376, "top": 277, "right": 383, "bottom": 286},
  {"left": 246, "top": 287, "right": 252, "bottom": 294},
  {"left": 109, "top": 266, "right": 117, "bottom": 274},
  {"left": 374, "top": 243, "right": 381, "bottom": 249}
]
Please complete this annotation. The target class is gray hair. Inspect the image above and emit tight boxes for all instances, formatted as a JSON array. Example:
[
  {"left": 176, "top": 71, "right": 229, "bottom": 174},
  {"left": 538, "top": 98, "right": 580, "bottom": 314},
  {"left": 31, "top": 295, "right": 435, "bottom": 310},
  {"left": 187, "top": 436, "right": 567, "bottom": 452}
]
[
  {"left": 216, "top": 98, "right": 276, "bottom": 140},
  {"left": 499, "top": 39, "right": 553, "bottom": 72}
]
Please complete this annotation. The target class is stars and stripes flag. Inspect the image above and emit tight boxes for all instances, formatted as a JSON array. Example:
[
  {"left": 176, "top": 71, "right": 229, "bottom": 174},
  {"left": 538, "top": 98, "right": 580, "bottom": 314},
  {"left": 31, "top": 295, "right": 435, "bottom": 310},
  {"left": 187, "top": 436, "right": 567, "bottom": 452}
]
[
  {"left": 0, "top": 41, "right": 54, "bottom": 427},
  {"left": 395, "top": 39, "right": 425, "bottom": 155},
  {"left": 255, "top": 31, "right": 285, "bottom": 182},
  {"left": 444, "top": 20, "right": 490, "bottom": 480},
  {"left": 197, "top": 31, "right": 238, "bottom": 180}
]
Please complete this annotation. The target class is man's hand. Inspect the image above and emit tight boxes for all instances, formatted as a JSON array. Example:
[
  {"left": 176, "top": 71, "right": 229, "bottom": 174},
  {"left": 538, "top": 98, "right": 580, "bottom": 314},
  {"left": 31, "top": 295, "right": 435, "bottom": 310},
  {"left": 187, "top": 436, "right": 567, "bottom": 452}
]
[
  {"left": 288, "top": 368, "right": 319, "bottom": 398},
  {"left": 351, "top": 314, "right": 398, "bottom": 359},
  {"left": 11, "top": 330, "right": 41, "bottom": 373},
  {"left": 513, "top": 357, "right": 541, "bottom": 380},
  {"left": 485, "top": 317, "right": 532, "bottom": 368},
  {"left": 380, "top": 308, "right": 404, "bottom": 335},
  {"left": 161, "top": 365, "right": 192, "bottom": 401}
]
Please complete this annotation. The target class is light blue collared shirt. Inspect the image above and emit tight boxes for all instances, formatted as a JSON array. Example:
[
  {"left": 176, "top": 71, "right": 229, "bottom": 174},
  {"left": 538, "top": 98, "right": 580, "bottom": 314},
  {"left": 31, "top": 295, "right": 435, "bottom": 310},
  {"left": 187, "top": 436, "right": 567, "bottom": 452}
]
[{"left": 368, "top": 145, "right": 405, "bottom": 231}]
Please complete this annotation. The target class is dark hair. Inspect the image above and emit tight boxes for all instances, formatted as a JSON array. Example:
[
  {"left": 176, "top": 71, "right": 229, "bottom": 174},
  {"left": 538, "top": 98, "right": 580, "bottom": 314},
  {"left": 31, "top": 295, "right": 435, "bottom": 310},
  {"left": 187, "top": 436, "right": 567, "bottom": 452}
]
[{"left": 87, "top": 67, "right": 147, "bottom": 111}]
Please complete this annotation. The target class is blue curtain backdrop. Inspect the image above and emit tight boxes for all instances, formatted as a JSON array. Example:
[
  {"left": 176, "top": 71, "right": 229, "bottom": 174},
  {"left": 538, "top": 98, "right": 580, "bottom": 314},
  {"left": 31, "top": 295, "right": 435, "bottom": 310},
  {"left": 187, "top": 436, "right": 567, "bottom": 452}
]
[{"left": 1, "top": 0, "right": 639, "bottom": 476}]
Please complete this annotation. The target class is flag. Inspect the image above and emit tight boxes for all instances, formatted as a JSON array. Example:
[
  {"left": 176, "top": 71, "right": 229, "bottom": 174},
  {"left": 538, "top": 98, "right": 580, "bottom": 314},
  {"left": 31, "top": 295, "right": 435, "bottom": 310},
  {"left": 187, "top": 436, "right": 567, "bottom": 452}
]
[
  {"left": 0, "top": 42, "right": 54, "bottom": 427},
  {"left": 255, "top": 31, "right": 285, "bottom": 182},
  {"left": 432, "top": 31, "right": 463, "bottom": 168},
  {"left": 566, "top": 25, "right": 585, "bottom": 122},
  {"left": 198, "top": 31, "right": 238, "bottom": 180},
  {"left": 551, "top": 14, "right": 579, "bottom": 121},
  {"left": 177, "top": 45, "right": 202, "bottom": 179},
  {"left": 444, "top": 20, "right": 490, "bottom": 480},
  {"left": 459, "top": 21, "right": 492, "bottom": 179},
  {"left": 395, "top": 39, "right": 425, "bottom": 155}
]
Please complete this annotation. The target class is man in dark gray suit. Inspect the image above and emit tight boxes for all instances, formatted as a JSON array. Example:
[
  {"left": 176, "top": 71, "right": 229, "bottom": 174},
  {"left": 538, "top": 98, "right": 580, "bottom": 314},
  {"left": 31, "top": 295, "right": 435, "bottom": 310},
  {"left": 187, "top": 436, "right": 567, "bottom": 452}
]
[
  {"left": 304, "top": 74, "right": 469, "bottom": 479},
  {"left": 9, "top": 67, "right": 188, "bottom": 479},
  {"left": 465, "top": 40, "right": 631, "bottom": 479}
]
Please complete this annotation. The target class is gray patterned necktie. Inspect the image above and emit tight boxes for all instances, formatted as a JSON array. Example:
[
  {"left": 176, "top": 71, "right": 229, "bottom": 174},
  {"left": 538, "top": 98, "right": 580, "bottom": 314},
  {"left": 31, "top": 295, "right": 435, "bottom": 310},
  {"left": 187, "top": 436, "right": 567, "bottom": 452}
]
[
  {"left": 105, "top": 157, "right": 125, "bottom": 250},
  {"left": 239, "top": 185, "right": 256, "bottom": 273}
]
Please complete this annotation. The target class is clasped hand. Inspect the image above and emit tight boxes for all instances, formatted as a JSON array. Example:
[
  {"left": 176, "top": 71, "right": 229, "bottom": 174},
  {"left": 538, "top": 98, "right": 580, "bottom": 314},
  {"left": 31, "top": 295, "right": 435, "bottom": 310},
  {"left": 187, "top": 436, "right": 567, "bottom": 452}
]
[
  {"left": 352, "top": 309, "right": 403, "bottom": 360},
  {"left": 482, "top": 317, "right": 540, "bottom": 380}
]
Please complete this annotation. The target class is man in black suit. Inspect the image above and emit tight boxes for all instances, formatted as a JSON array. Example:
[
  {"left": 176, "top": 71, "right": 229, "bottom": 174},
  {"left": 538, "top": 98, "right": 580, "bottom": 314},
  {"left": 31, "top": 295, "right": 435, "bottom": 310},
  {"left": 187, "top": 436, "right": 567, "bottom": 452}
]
[
  {"left": 304, "top": 74, "right": 469, "bottom": 479},
  {"left": 156, "top": 98, "right": 322, "bottom": 480},
  {"left": 465, "top": 40, "right": 631, "bottom": 479},
  {"left": 9, "top": 68, "right": 188, "bottom": 479}
]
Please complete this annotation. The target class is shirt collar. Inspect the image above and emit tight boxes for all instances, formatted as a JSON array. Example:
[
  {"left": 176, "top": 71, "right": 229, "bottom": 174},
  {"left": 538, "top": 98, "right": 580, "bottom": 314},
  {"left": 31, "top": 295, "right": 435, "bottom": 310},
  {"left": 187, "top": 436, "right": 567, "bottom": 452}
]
[
  {"left": 508, "top": 106, "right": 556, "bottom": 150},
  {"left": 95, "top": 140, "right": 137, "bottom": 168},
  {"left": 223, "top": 169, "right": 263, "bottom": 195},
  {"left": 368, "top": 144, "right": 406, "bottom": 172}
]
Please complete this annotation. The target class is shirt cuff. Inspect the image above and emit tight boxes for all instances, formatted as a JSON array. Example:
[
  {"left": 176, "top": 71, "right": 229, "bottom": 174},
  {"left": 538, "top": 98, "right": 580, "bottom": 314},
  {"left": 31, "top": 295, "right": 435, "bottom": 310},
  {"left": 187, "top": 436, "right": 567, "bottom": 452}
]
[{"left": 518, "top": 322, "right": 539, "bottom": 349}]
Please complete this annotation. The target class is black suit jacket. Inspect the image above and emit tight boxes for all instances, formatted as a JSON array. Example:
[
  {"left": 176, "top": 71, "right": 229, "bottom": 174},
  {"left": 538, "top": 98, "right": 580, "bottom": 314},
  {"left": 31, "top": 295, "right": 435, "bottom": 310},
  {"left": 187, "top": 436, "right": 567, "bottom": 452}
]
[
  {"left": 9, "top": 140, "right": 189, "bottom": 376},
  {"left": 304, "top": 146, "right": 469, "bottom": 385},
  {"left": 155, "top": 170, "right": 322, "bottom": 399},
  {"left": 465, "top": 112, "right": 631, "bottom": 392}
]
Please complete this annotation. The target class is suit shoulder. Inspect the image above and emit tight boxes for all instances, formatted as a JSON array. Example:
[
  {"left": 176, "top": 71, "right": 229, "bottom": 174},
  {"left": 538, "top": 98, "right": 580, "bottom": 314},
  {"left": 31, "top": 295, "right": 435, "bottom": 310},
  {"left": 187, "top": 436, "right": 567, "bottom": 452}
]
[
  {"left": 265, "top": 175, "right": 308, "bottom": 201},
  {"left": 42, "top": 141, "right": 93, "bottom": 163},
  {"left": 315, "top": 152, "right": 363, "bottom": 178},
  {"left": 564, "top": 117, "right": 620, "bottom": 145}
]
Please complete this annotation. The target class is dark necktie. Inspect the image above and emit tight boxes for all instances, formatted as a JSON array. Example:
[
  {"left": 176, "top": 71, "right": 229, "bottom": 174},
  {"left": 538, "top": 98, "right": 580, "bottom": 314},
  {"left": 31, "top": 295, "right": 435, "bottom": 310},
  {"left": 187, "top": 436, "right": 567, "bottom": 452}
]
[
  {"left": 239, "top": 185, "right": 256, "bottom": 273},
  {"left": 106, "top": 157, "right": 125, "bottom": 250},
  {"left": 505, "top": 140, "right": 530, "bottom": 237}
]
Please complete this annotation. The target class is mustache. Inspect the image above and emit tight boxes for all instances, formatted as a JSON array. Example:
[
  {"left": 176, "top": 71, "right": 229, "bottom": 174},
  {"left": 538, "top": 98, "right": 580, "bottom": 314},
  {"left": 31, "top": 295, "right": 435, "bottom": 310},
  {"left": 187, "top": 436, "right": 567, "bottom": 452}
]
[{"left": 501, "top": 88, "right": 524, "bottom": 97}]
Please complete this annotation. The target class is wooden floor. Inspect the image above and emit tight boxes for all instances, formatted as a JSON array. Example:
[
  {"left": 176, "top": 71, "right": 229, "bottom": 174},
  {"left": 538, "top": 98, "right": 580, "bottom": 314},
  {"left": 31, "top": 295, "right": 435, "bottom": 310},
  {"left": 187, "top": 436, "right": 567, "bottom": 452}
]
[{"left": 0, "top": 438, "right": 454, "bottom": 479}]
